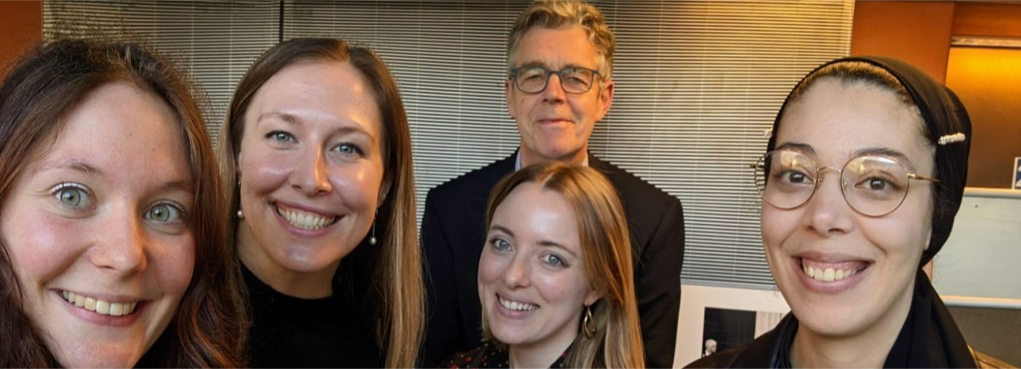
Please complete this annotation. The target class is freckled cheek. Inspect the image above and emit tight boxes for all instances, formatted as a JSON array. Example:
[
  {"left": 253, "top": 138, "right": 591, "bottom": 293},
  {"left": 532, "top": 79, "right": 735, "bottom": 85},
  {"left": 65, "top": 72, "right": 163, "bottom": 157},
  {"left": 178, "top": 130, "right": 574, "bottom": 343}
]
[
  {"left": 150, "top": 235, "right": 197, "bottom": 297},
  {"left": 6, "top": 214, "right": 90, "bottom": 282}
]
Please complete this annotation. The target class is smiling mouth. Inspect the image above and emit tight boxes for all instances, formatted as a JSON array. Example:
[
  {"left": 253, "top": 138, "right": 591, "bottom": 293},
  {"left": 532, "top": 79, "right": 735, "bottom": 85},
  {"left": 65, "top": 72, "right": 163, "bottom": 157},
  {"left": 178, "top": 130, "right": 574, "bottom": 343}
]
[
  {"left": 799, "top": 258, "right": 869, "bottom": 282},
  {"left": 61, "top": 291, "right": 138, "bottom": 316},
  {"left": 498, "top": 295, "right": 539, "bottom": 311},
  {"left": 276, "top": 205, "right": 338, "bottom": 230}
]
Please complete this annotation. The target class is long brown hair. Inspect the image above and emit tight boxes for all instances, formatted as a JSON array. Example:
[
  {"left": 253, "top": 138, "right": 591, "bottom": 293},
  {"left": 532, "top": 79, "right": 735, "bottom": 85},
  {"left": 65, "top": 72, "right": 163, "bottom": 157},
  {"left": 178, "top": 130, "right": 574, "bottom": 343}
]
[
  {"left": 219, "top": 37, "right": 423, "bottom": 368},
  {"left": 0, "top": 39, "right": 246, "bottom": 367},
  {"left": 482, "top": 162, "right": 645, "bottom": 368}
]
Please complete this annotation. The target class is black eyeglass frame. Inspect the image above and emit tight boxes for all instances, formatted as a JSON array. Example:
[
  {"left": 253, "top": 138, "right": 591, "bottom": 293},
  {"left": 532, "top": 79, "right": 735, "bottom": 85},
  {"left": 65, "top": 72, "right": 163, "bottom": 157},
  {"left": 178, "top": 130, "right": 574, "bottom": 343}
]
[{"left": 508, "top": 66, "right": 604, "bottom": 94}]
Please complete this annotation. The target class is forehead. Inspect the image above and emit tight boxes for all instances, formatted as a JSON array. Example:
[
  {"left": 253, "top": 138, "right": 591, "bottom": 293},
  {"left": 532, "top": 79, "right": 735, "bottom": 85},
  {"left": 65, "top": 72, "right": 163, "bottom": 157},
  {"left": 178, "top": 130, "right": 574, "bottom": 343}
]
[
  {"left": 38, "top": 82, "right": 191, "bottom": 181},
  {"left": 777, "top": 79, "right": 933, "bottom": 169},
  {"left": 494, "top": 182, "right": 581, "bottom": 251},
  {"left": 513, "top": 25, "right": 599, "bottom": 68}
]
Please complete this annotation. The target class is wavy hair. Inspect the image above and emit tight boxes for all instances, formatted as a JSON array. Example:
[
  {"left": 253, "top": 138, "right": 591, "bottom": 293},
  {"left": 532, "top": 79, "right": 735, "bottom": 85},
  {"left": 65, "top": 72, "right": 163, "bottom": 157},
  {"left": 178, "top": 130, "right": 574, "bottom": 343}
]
[
  {"left": 507, "top": 0, "right": 616, "bottom": 79},
  {"left": 481, "top": 162, "right": 644, "bottom": 368},
  {"left": 0, "top": 39, "right": 246, "bottom": 367},
  {"left": 218, "top": 37, "right": 423, "bottom": 368}
]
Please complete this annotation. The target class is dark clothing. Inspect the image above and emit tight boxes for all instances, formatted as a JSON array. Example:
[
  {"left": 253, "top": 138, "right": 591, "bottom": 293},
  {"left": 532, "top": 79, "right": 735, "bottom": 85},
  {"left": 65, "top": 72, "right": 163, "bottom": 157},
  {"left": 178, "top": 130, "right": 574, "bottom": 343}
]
[
  {"left": 422, "top": 151, "right": 685, "bottom": 368},
  {"left": 244, "top": 265, "right": 384, "bottom": 368},
  {"left": 686, "top": 271, "right": 978, "bottom": 368},
  {"left": 441, "top": 342, "right": 568, "bottom": 369}
]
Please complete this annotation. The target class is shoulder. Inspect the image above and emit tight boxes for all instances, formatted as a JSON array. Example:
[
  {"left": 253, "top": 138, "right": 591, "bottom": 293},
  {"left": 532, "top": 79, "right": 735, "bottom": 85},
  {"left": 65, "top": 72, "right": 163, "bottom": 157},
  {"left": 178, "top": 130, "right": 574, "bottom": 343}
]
[
  {"left": 685, "top": 348, "right": 745, "bottom": 368},
  {"left": 591, "top": 155, "right": 679, "bottom": 208},
  {"left": 429, "top": 154, "right": 516, "bottom": 200}
]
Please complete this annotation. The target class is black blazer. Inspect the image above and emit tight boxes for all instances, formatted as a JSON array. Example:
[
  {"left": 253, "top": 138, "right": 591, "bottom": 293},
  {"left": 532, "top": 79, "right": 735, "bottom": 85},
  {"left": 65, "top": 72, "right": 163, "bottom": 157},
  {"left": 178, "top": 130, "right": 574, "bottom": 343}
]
[{"left": 421, "top": 151, "right": 685, "bottom": 368}]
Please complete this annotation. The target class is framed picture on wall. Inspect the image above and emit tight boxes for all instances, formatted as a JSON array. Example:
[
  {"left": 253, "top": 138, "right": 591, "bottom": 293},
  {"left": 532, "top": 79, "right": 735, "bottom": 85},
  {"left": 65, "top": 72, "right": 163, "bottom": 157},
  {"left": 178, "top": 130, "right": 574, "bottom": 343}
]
[
  {"left": 1013, "top": 157, "right": 1020, "bottom": 190},
  {"left": 674, "top": 285, "right": 790, "bottom": 367}
]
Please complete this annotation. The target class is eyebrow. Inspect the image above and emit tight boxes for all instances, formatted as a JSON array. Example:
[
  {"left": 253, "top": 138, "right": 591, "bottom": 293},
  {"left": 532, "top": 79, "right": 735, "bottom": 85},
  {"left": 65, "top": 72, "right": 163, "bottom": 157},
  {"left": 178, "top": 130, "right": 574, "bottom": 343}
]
[
  {"left": 36, "top": 159, "right": 104, "bottom": 177},
  {"left": 775, "top": 142, "right": 918, "bottom": 170},
  {"left": 257, "top": 111, "right": 377, "bottom": 140},
  {"left": 515, "top": 60, "right": 593, "bottom": 71}
]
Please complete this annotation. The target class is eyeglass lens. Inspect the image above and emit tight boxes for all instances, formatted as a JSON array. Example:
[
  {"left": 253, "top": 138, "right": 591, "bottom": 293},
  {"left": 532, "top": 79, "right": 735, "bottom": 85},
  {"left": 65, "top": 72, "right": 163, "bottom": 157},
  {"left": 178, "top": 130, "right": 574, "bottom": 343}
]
[
  {"left": 754, "top": 150, "right": 913, "bottom": 216},
  {"left": 514, "top": 66, "right": 596, "bottom": 94}
]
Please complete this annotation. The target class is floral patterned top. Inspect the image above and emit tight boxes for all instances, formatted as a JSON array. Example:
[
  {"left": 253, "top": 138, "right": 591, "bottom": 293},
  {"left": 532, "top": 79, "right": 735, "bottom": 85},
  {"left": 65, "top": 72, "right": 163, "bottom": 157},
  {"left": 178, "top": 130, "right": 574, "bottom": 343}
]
[{"left": 441, "top": 341, "right": 569, "bottom": 368}]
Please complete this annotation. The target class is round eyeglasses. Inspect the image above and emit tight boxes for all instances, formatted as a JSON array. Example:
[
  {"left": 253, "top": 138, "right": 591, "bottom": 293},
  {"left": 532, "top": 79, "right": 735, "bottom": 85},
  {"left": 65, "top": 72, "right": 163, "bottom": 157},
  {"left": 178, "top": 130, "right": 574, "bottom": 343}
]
[
  {"left": 509, "top": 66, "right": 602, "bottom": 94},
  {"left": 751, "top": 150, "right": 940, "bottom": 217}
]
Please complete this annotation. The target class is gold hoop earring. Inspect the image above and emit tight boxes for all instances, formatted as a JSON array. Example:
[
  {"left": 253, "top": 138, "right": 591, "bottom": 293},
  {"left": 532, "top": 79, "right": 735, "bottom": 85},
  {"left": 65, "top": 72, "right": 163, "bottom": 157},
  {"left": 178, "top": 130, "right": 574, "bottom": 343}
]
[{"left": 583, "top": 304, "right": 596, "bottom": 338}]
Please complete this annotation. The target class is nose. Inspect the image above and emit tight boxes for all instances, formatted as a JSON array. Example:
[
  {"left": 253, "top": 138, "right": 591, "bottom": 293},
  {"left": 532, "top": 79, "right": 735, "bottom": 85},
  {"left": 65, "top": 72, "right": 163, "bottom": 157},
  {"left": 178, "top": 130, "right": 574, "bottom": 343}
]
[
  {"left": 90, "top": 207, "right": 148, "bottom": 275},
  {"left": 502, "top": 253, "right": 531, "bottom": 288},
  {"left": 292, "top": 145, "right": 332, "bottom": 196},
  {"left": 541, "top": 73, "right": 567, "bottom": 103},
  {"left": 802, "top": 169, "right": 854, "bottom": 235}
]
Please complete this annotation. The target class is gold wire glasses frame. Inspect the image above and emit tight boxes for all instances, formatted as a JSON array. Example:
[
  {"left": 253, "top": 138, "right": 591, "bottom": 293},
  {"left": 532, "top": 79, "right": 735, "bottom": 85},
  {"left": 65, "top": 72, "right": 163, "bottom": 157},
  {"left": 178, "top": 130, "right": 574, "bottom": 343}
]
[
  {"left": 749, "top": 150, "right": 940, "bottom": 217},
  {"left": 509, "top": 66, "right": 602, "bottom": 94}
]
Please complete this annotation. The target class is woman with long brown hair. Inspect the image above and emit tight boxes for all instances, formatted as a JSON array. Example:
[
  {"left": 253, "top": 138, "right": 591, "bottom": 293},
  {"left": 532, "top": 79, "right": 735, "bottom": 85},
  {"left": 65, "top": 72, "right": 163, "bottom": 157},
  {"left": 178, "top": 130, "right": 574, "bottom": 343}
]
[
  {"left": 219, "top": 38, "right": 422, "bottom": 368},
  {"left": 0, "top": 39, "right": 246, "bottom": 368}
]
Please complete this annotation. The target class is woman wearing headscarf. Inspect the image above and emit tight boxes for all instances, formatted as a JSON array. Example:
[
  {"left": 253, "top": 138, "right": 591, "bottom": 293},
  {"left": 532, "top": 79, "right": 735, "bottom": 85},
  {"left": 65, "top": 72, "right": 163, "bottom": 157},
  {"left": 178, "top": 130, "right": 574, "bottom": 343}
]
[{"left": 687, "top": 56, "right": 1004, "bottom": 368}]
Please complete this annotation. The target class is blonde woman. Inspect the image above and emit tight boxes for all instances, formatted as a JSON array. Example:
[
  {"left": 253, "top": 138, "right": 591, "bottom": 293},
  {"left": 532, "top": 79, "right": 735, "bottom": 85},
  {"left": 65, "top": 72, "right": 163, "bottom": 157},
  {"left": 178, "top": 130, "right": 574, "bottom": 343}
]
[{"left": 444, "top": 163, "right": 644, "bottom": 368}]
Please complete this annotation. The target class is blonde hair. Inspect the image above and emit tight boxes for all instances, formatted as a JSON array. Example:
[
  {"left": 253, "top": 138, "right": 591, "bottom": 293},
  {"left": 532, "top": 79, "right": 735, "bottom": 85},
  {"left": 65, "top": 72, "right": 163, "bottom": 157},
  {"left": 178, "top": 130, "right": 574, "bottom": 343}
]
[
  {"left": 482, "top": 162, "right": 644, "bottom": 368},
  {"left": 507, "top": 0, "right": 616, "bottom": 79},
  {"left": 218, "top": 38, "right": 423, "bottom": 368}
]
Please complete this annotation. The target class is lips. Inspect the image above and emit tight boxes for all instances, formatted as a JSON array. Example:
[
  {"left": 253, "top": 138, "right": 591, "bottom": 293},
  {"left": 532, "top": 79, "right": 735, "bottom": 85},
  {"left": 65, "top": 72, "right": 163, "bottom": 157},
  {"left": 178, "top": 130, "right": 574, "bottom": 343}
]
[
  {"left": 275, "top": 203, "right": 338, "bottom": 230},
  {"left": 61, "top": 290, "right": 139, "bottom": 316},
  {"left": 498, "top": 294, "right": 539, "bottom": 311}
]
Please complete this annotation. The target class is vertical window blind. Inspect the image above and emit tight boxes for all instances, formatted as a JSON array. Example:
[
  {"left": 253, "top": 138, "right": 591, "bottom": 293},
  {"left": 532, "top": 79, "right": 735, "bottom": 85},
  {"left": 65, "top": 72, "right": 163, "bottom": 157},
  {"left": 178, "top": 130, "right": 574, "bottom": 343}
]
[
  {"left": 43, "top": 0, "right": 853, "bottom": 288},
  {"left": 42, "top": 0, "right": 280, "bottom": 143}
]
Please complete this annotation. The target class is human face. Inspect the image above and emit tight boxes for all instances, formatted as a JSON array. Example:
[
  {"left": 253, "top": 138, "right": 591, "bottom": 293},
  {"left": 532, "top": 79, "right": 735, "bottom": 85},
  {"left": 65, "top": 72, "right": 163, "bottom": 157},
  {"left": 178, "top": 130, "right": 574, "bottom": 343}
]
[
  {"left": 0, "top": 82, "right": 196, "bottom": 367},
  {"left": 506, "top": 26, "right": 614, "bottom": 167},
  {"left": 236, "top": 60, "right": 386, "bottom": 297},
  {"left": 762, "top": 79, "right": 934, "bottom": 339},
  {"left": 479, "top": 182, "right": 601, "bottom": 353}
]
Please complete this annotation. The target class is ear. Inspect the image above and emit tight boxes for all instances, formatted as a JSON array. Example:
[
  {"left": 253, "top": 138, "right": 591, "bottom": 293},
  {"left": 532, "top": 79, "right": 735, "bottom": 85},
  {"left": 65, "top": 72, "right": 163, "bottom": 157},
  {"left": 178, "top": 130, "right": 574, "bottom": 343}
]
[
  {"left": 595, "top": 79, "right": 614, "bottom": 121},
  {"left": 505, "top": 78, "right": 516, "bottom": 120},
  {"left": 584, "top": 289, "right": 603, "bottom": 307},
  {"left": 377, "top": 175, "right": 393, "bottom": 209}
]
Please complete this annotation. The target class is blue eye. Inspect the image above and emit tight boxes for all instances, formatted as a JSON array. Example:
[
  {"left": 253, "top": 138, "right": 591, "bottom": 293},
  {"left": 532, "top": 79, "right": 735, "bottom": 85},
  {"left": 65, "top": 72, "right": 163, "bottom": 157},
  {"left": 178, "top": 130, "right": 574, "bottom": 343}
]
[
  {"left": 331, "top": 143, "right": 363, "bottom": 156},
  {"left": 52, "top": 183, "right": 92, "bottom": 209},
  {"left": 146, "top": 202, "right": 185, "bottom": 223},
  {"left": 266, "top": 131, "right": 294, "bottom": 143},
  {"left": 490, "top": 237, "right": 511, "bottom": 251},
  {"left": 542, "top": 253, "right": 566, "bottom": 268}
]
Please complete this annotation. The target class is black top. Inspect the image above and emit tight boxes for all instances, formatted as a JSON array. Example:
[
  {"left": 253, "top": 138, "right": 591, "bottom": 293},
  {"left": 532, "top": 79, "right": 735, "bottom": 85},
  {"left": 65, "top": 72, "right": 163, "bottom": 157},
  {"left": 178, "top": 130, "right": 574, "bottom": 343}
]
[
  {"left": 244, "top": 265, "right": 384, "bottom": 368},
  {"left": 441, "top": 342, "right": 568, "bottom": 369},
  {"left": 421, "top": 151, "right": 685, "bottom": 368}
]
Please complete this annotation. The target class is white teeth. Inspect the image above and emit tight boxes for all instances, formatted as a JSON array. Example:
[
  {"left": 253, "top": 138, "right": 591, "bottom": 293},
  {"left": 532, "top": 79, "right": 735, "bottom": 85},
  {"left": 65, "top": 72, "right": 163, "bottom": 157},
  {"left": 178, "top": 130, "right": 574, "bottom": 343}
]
[
  {"left": 61, "top": 291, "right": 138, "bottom": 316},
  {"left": 499, "top": 296, "right": 538, "bottom": 311},
  {"left": 802, "top": 264, "right": 858, "bottom": 282},
  {"left": 277, "top": 206, "right": 337, "bottom": 230}
]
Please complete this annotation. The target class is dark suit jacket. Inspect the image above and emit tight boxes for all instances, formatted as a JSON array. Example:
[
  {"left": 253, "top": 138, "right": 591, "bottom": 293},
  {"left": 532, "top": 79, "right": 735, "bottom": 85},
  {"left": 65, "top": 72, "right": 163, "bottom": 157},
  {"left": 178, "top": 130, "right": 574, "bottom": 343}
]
[{"left": 422, "top": 151, "right": 685, "bottom": 368}]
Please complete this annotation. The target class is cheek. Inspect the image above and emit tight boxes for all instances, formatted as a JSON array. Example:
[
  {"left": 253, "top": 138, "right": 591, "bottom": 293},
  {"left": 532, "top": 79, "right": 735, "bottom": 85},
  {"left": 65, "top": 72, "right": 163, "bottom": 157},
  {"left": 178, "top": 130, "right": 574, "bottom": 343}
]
[
  {"left": 4, "top": 211, "right": 86, "bottom": 284},
  {"left": 152, "top": 235, "right": 197, "bottom": 298},
  {"left": 240, "top": 150, "right": 293, "bottom": 192},
  {"left": 535, "top": 269, "right": 589, "bottom": 306},
  {"left": 760, "top": 207, "right": 794, "bottom": 250},
  {"left": 478, "top": 251, "right": 504, "bottom": 286},
  {"left": 328, "top": 164, "right": 385, "bottom": 209}
]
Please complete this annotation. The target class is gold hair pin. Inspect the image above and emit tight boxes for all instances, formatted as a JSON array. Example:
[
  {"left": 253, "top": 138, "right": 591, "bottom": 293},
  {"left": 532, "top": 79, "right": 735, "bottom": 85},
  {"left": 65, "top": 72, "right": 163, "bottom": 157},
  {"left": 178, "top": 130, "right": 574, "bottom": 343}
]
[{"left": 937, "top": 132, "right": 966, "bottom": 145}]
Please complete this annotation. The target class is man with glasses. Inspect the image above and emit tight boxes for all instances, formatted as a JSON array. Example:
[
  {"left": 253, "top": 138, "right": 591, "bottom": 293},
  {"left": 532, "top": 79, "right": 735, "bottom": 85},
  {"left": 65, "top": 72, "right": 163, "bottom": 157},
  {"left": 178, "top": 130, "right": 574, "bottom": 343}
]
[{"left": 421, "top": 1, "right": 685, "bottom": 367}]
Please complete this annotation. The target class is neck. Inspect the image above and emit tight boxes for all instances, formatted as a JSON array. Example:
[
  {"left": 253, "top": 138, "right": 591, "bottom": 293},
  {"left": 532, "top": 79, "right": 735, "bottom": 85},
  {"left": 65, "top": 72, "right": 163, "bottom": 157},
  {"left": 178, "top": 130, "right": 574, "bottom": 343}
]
[
  {"left": 237, "top": 221, "right": 339, "bottom": 298},
  {"left": 508, "top": 328, "right": 577, "bottom": 369},
  {"left": 790, "top": 284, "right": 915, "bottom": 368},
  {"left": 519, "top": 145, "right": 588, "bottom": 168}
]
